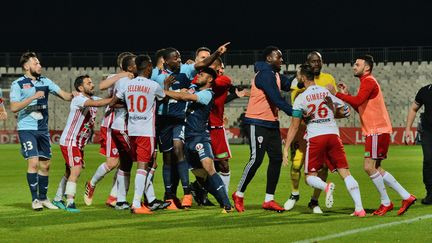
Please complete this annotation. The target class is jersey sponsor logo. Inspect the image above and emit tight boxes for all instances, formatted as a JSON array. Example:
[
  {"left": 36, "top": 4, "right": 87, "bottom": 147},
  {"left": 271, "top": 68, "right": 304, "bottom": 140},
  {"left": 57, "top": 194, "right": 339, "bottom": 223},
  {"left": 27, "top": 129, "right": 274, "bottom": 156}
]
[
  {"left": 23, "top": 83, "right": 32, "bottom": 89},
  {"left": 195, "top": 143, "right": 204, "bottom": 151}
]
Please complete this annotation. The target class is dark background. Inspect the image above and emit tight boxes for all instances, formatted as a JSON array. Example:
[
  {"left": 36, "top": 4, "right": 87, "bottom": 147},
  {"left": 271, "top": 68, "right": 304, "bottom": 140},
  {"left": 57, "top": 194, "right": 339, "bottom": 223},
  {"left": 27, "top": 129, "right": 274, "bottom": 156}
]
[{"left": 1, "top": 0, "right": 431, "bottom": 52}]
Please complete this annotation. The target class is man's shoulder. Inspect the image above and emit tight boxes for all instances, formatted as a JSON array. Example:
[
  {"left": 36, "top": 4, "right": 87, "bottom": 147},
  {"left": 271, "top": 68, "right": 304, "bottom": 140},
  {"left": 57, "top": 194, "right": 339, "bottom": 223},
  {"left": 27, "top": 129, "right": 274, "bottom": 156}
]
[{"left": 11, "top": 76, "right": 28, "bottom": 85}]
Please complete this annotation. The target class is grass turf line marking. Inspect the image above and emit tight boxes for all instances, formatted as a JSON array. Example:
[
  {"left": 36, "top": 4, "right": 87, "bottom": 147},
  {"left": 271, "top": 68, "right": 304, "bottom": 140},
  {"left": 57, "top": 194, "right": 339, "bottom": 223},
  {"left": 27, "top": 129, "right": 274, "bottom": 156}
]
[{"left": 293, "top": 214, "right": 432, "bottom": 243}]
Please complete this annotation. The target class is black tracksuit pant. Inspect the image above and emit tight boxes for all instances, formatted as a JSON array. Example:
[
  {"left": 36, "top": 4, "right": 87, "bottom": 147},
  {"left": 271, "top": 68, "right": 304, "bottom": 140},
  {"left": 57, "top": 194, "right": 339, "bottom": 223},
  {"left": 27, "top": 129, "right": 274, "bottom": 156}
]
[{"left": 237, "top": 124, "right": 282, "bottom": 195}]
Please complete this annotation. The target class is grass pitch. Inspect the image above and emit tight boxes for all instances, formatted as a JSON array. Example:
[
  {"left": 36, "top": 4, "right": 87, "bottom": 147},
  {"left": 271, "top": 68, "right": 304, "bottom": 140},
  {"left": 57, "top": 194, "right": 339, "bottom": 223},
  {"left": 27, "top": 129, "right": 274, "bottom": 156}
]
[{"left": 0, "top": 144, "right": 430, "bottom": 242}]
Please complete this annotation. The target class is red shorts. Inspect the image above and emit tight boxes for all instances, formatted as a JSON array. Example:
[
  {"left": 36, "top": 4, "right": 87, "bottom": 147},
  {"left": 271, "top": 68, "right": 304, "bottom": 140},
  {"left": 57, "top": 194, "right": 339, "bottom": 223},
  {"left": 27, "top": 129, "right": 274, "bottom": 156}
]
[
  {"left": 99, "top": 126, "right": 120, "bottom": 158},
  {"left": 130, "top": 136, "right": 155, "bottom": 163},
  {"left": 60, "top": 145, "right": 84, "bottom": 167},
  {"left": 305, "top": 134, "right": 348, "bottom": 174},
  {"left": 111, "top": 129, "right": 132, "bottom": 154},
  {"left": 364, "top": 133, "right": 390, "bottom": 160},
  {"left": 210, "top": 127, "right": 231, "bottom": 160}
]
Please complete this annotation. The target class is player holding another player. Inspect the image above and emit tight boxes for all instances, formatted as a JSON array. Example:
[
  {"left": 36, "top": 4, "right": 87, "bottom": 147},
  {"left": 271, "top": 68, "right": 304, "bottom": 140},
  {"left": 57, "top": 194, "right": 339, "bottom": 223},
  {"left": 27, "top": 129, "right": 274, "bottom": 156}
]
[
  {"left": 283, "top": 64, "right": 365, "bottom": 217},
  {"left": 284, "top": 51, "right": 344, "bottom": 213},
  {"left": 83, "top": 52, "right": 134, "bottom": 207},
  {"left": 327, "top": 55, "right": 416, "bottom": 216},
  {"left": 112, "top": 55, "right": 170, "bottom": 214},
  {"left": 164, "top": 67, "right": 234, "bottom": 213},
  {"left": 53, "top": 75, "right": 114, "bottom": 212}
]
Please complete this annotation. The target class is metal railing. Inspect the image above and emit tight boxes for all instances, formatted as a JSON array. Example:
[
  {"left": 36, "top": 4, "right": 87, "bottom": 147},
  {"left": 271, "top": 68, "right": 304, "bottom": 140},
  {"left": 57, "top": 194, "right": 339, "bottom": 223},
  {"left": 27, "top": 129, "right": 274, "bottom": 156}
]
[{"left": 0, "top": 46, "right": 431, "bottom": 67}]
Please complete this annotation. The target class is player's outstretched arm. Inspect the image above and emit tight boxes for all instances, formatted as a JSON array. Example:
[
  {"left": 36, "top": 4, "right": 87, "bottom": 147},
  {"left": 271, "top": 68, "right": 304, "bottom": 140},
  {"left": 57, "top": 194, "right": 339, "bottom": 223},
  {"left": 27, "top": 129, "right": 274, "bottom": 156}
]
[
  {"left": 84, "top": 96, "right": 114, "bottom": 108},
  {"left": 99, "top": 72, "right": 133, "bottom": 90},
  {"left": 404, "top": 102, "right": 421, "bottom": 144},
  {"left": 164, "top": 90, "right": 198, "bottom": 102},
  {"left": 282, "top": 117, "right": 301, "bottom": 166},
  {"left": 10, "top": 91, "right": 45, "bottom": 113},
  {"left": 54, "top": 89, "right": 74, "bottom": 101},
  {"left": 194, "top": 42, "right": 230, "bottom": 70}
]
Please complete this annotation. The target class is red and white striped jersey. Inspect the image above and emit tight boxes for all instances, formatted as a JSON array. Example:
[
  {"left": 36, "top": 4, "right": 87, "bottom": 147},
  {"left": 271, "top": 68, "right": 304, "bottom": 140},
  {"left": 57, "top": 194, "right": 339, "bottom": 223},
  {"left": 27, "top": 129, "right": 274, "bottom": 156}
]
[
  {"left": 101, "top": 74, "right": 116, "bottom": 128},
  {"left": 60, "top": 94, "right": 100, "bottom": 149},
  {"left": 110, "top": 77, "right": 131, "bottom": 131},
  {"left": 116, "top": 76, "right": 165, "bottom": 137}
]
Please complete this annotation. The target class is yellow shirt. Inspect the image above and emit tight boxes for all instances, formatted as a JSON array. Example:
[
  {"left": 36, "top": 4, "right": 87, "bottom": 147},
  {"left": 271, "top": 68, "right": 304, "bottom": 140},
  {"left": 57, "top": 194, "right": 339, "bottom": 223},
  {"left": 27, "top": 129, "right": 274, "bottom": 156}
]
[{"left": 290, "top": 72, "right": 337, "bottom": 103}]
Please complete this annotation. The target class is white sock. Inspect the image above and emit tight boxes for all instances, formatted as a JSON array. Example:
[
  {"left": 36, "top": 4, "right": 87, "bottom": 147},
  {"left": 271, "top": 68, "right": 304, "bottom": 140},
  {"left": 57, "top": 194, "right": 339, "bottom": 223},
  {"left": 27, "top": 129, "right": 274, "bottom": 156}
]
[
  {"left": 344, "top": 175, "right": 364, "bottom": 212},
  {"left": 147, "top": 168, "right": 155, "bottom": 182},
  {"left": 219, "top": 172, "right": 231, "bottom": 197},
  {"left": 109, "top": 169, "right": 118, "bottom": 197},
  {"left": 54, "top": 176, "right": 67, "bottom": 201},
  {"left": 382, "top": 172, "right": 410, "bottom": 200},
  {"left": 90, "top": 162, "right": 110, "bottom": 186},
  {"left": 306, "top": 176, "right": 327, "bottom": 191},
  {"left": 370, "top": 172, "right": 391, "bottom": 206},
  {"left": 125, "top": 171, "right": 131, "bottom": 195},
  {"left": 145, "top": 169, "right": 156, "bottom": 203},
  {"left": 265, "top": 193, "right": 274, "bottom": 202},
  {"left": 116, "top": 170, "right": 128, "bottom": 202},
  {"left": 236, "top": 191, "right": 244, "bottom": 198},
  {"left": 132, "top": 169, "right": 147, "bottom": 208},
  {"left": 65, "top": 181, "right": 77, "bottom": 202}
]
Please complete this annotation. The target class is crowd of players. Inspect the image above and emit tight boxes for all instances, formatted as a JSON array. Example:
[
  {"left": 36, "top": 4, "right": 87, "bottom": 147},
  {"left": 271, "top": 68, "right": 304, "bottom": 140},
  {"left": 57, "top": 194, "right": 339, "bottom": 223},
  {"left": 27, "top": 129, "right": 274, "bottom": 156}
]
[{"left": 2, "top": 43, "right": 425, "bottom": 216}]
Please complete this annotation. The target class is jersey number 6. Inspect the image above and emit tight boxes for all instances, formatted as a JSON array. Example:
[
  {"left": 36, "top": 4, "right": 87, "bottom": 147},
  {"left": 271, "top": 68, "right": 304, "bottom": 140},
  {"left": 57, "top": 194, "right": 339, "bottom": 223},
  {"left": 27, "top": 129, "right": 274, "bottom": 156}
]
[{"left": 307, "top": 102, "right": 328, "bottom": 118}]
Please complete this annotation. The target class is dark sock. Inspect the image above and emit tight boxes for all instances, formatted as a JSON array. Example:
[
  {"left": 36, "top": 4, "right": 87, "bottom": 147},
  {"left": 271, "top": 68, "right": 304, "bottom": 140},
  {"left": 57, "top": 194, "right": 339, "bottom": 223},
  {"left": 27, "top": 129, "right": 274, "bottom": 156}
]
[
  {"left": 37, "top": 174, "right": 49, "bottom": 200},
  {"left": 162, "top": 163, "right": 173, "bottom": 199},
  {"left": 171, "top": 164, "right": 179, "bottom": 196},
  {"left": 177, "top": 160, "right": 190, "bottom": 194},
  {"left": 208, "top": 174, "right": 231, "bottom": 207},
  {"left": 27, "top": 173, "right": 38, "bottom": 201}
]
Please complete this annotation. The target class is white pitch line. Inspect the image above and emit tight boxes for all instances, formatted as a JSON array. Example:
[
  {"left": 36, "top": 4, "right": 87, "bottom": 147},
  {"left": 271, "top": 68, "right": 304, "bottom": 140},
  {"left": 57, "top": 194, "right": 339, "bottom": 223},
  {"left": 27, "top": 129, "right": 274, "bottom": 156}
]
[{"left": 293, "top": 214, "right": 432, "bottom": 243}]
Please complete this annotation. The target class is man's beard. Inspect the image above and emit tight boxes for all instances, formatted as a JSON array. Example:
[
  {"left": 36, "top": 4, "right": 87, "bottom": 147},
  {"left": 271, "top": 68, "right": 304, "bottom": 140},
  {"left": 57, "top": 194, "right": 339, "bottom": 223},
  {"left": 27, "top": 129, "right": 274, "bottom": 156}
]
[
  {"left": 30, "top": 70, "right": 41, "bottom": 78},
  {"left": 313, "top": 68, "right": 321, "bottom": 76},
  {"left": 85, "top": 90, "right": 94, "bottom": 96}
]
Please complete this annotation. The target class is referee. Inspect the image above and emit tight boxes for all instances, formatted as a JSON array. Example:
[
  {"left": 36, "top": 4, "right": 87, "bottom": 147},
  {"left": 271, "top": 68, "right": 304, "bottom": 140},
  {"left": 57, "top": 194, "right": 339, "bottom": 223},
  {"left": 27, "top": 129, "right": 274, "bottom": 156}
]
[
  {"left": 232, "top": 46, "right": 299, "bottom": 212},
  {"left": 405, "top": 84, "right": 432, "bottom": 205}
]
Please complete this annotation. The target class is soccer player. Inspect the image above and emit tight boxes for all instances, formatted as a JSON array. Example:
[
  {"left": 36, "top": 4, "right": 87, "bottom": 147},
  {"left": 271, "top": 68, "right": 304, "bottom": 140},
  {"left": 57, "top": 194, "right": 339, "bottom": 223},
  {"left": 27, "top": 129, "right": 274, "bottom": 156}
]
[
  {"left": 112, "top": 55, "right": 169, "bottom": 214},
  {"left": 327, "top": 55, "right": 417, "bottom": 216},
  {"left": 154, "top": 42, "right": 230, "bottom": 208},
  {"left": 83, "top": 52, "right": 134, "bottom": 207},
  {"left": 0, "top": 88, "right": 7, "bottom": 120},
  {"left": 164, "top": 67, "right": 234, "bottom": 213},
  {"left": 190, "top": 58, "right": 249, "bottom": 206},
  {"left": 10, "top": 52, "right": 74, "bottom": 211},
  {"left": 232, "top": 46, "right": 299, "bottom": 212},
  {"left": 284, "top": 51, "right": 342, "bottom": 213},
  {"left": 53, "top": 75, "right": 114, "bottom": 212},
  {"left": 283, "top": 64, "right": 365, "bottom": 217}
]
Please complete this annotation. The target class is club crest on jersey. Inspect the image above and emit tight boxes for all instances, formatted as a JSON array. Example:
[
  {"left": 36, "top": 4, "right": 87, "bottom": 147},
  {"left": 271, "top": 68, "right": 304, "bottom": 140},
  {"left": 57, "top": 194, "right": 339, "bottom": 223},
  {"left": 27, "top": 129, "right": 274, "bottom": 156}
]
[
  {"left": 195, "top": 143, "right": 204, "bottom": 151},
  {"left": 23, "top": 83, "right": 32, "bottom": 89},
  {"left": 257, "top": 136, "right": 263, "bottom": 144}
]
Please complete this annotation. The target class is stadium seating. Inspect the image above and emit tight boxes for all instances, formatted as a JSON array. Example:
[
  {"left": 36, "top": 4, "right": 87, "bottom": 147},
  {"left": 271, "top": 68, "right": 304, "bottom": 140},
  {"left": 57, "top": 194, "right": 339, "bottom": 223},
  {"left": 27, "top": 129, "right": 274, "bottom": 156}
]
[{"left": 0, "top": 62, "right": 430, "bottom": 131}]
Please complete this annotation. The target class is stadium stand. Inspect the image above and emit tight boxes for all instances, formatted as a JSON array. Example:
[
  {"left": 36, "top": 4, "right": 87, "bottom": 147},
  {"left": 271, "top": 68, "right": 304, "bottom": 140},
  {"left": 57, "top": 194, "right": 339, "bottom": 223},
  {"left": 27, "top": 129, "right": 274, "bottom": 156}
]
[{"left": 0, "top": 59, "right": 430, "bottom": 131}]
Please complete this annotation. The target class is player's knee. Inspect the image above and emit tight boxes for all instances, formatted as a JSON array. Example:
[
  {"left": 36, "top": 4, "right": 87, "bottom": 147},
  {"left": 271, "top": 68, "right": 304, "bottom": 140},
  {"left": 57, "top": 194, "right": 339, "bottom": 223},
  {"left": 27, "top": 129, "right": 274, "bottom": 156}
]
[
  {"left": 106, "top": 158, "right": 119, "bottom": 170},
  {"left": 363, "top": 161, "right": 376, "bottom": 174}
]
